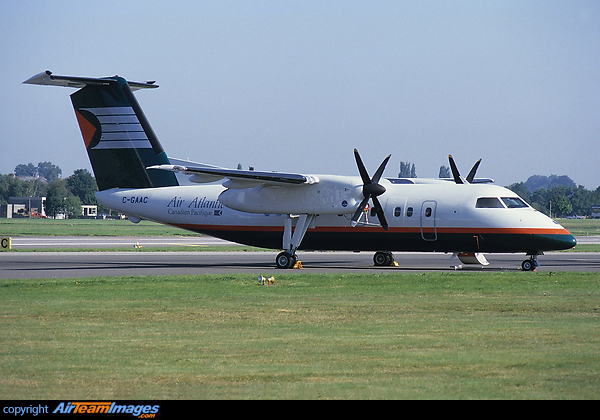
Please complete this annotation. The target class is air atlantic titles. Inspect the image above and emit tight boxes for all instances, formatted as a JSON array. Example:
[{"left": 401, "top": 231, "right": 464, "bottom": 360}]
[{"left": 167, "top": 196, "right": 223, "bottom": 216}]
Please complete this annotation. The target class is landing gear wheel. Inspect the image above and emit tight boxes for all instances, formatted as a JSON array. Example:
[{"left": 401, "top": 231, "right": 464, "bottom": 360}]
[
  {"left": 521, "top": 256, "right": 539, "bottom": 271},
  {"left": 521, "top": 260, "right": 534, "bottom": 271},
  {"left": 276, "top": 252, "right": 296, "bottom": 269},
  {"left": 373, "top": 251, "right": 394, "bottom": 266}
]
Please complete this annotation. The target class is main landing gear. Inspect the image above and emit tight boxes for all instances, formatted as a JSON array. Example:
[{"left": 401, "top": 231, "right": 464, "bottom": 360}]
[
  {"left": 521, "top": 254, "right": 540, "bottom": 271},
  {"left": 276, "top": 214, "right": 316, "bottom": 269},
  {"left": 373, "top": 251, "right": 395, "bottom": 266},
  {"left": 276, "top": 251, "right": 297, "bottom": 269}
]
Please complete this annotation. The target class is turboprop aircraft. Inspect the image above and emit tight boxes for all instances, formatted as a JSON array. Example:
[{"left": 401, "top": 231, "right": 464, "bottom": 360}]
[{"left": 24, "top": 71, "right": 577, "bottom": 270}]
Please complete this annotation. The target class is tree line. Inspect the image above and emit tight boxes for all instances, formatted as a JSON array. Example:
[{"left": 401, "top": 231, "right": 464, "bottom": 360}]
[
  {"left": 505, "top": 179, "right": 600, "bottom": 218},
  {"left": 1, "top": 163, "right": 100, "bottom": 218}
]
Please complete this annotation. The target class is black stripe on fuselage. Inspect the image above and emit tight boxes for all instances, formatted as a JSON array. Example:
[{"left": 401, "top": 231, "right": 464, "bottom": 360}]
[{"left": 172, "top": 226, "right": 576, "bottom": 254}]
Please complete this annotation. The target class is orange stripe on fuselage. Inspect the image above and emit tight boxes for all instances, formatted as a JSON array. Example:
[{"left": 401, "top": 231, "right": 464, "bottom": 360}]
[{"left": 172, "top": 223, "right": 570, "bottom": 236}]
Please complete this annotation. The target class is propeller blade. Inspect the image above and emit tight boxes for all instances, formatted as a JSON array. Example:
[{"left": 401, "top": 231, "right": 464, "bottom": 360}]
[
  {"left": 353, "top": 149, "right": 371, "bottom": 185},
  {"left": 372, "top": 196, "right": 389, "bottom": 231},
  {"left": 352, "top": 149, "right": 390, "bottom": 230},
  {"left": 448, "top": 154, "right": 463, "bottom": 184},
  {"left": 466, "top": 158, "right": 481, "bottom": 183},
  {"left": 350, "top": 197, "right": 370, "bottom": 227},
  {"left": 372, "top": 154, "right": 391, "bottom": 184}
]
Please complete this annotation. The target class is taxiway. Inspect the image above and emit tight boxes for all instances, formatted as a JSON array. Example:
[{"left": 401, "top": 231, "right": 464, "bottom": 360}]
[{"left": 0, "top": 247, "right": 598, "bottom": 279}]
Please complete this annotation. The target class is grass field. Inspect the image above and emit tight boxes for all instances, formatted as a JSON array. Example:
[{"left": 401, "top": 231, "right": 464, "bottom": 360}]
[
  {"left": 0, "top": 218, "right": 192, "bottom": 237},
  {"left": 1, "top": 272, "right": 599, "bottom": 399},
  {"left": 559, "top": 218, "right": 600, "bottom": 236}
]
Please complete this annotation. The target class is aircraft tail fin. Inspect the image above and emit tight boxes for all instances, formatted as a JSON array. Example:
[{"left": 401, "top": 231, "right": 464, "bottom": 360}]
[{"left": 24, "top": 71, "right": 178, "bottom": 191}]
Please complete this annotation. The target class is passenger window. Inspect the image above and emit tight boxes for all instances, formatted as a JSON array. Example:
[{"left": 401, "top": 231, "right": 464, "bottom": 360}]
[
  {"left": 406, "top": 207, "right": 413, "bottom": 217},
  {"left": 394, "top": 207, "right": 402, "bottom": 217},
  {"left": 476, "top": 197, "right": 504, "bottom": 208},
  {"left": 501, "top": 197, "right": 528, "bottom": 208},
  {"left": 425, "top": 207, "right": 432, "bottom": 217}
]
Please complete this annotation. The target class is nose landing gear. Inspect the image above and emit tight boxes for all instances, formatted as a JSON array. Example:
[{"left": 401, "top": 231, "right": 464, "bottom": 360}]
[{"left": 521, "top": 254, "right": 540, "bottom": 271}]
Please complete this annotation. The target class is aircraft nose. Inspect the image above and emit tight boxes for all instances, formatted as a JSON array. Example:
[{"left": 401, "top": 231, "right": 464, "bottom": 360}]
[
  {"left": 552, "top": 232, "right": 577, "bottom": 250},
  {"left": 565, "top": 233, "right": 577, "bottom": 248}
]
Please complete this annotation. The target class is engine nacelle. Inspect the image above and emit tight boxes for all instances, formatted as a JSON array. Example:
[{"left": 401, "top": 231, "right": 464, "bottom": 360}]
[{"left": 218, "top": 175, "right": 362, "bottom": 214}]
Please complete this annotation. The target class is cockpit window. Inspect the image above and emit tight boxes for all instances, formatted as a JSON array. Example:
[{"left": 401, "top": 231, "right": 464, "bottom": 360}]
[
  {"left": 476, "top": 197, "right": 504, "bottom": 208},
  {"left": 501, "top": 197, "right": 528, "bottom": 208}
]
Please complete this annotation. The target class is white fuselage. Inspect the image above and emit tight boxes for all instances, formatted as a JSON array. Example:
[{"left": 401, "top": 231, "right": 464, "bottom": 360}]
[{"left": 96, "top": 176, "right": 575, "bottom": 254}]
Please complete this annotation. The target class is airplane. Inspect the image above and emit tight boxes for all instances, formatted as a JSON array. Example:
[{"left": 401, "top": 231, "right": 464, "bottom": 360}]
[{"left": 23, "top": 70, "right": 577, "bottom": 271}]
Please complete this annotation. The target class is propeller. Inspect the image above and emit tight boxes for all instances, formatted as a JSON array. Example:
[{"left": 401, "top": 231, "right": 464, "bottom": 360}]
[
  {"left": 351, "top": 149, "right": 390, "bottom": 230},
  {"left": 448, "top": 155, "right": 482, "bottom": 184}
]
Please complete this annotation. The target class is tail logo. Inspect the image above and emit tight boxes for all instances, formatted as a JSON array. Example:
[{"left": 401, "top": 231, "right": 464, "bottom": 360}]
[
  {"left": 74, "top": 106, "right": 152, "bottom": 150},
  {"left": 75, "top": 109, "right": 98, "bottom": 149}
]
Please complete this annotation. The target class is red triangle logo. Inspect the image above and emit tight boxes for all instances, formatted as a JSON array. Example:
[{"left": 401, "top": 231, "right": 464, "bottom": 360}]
[{"left": 75, "top": 110, "right": 97, "bottom": 149}]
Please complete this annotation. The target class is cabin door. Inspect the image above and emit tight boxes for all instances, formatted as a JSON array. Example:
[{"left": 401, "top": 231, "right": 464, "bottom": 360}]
[{"left": 420, "top": 200, "right": 437, "bottom": 241}]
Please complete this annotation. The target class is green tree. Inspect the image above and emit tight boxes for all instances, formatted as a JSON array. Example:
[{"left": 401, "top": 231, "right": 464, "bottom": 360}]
[
  {"left": 67, "top": 169, "right": 98, "bottom": 205},
  {"left": 506, "top": 182, "right": 532, "bottom": 204},
  {"left": 9, "top": 177, "right": 33, "bottom": 198},
  {"left": 569, "top": 185, "right": 594, "bottom": 216},
  {"left": 63, "top": 195, "right": 82, "bottom": 218},
  {"left": 14, "top": 162, "right": 62, "bottom": 181},
  {"left": 398, "top": 162, "right": 416, "bottom": 178},
  {"left": 45, "top": 180, "right": 70, "bottom": 218},
  {"left": 550, "top": 195, "right": 572, "bottom": 217},
  {"left": 523, "top": 174, "right": 576, "bottom": 193},
  {"left": 36, "top": 161, "right": 62, "bottom": 182},
  {"left": 0, "top": 174, "right": 49, "bottom": 204},
  {"left": 530, "top": 188, "right": 549, "bottom": 214},
  {"left": 549, "top": 186, "right": 573, "bottom": 217},
  {"left": 14, "top": 163, "right": 36, "bottom": 177},
  {"left": 0, "top": 175, "right": 13, "bottom": 204},
  {"left": 438, "top": 165, "right": 450, "bottom": 178}
]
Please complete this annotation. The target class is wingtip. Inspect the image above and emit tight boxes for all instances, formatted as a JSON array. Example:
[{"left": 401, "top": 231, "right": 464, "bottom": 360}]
[{"left": 23, "top": 70, "right": 52, "bottom": 85}]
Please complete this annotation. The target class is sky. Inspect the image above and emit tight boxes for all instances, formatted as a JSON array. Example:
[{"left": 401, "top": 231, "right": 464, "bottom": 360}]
[{"left": 2, "top": 1, "right": 599, "bottom": 189}]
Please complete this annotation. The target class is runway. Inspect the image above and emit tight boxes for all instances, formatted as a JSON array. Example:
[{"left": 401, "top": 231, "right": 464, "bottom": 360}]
[{"left": 1, "top": 236, "right": 599, "bottom": 279}]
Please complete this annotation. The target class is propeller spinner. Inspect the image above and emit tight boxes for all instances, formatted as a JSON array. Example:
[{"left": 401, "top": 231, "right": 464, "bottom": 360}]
[{"left": 351, "top": 149, "right": 390, "bottom": 230}]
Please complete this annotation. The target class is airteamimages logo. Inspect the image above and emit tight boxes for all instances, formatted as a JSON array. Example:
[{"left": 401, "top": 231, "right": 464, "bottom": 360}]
[{"left": 52, "top": 402, "right": 160, "bottom": 417}]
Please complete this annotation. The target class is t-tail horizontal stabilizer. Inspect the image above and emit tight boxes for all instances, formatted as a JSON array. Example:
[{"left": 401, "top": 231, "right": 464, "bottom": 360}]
[
  {"left": 24, "top": 71, "right": 177, "bottom": 191},
  {"left": 23, "top": 70, "right": 158, "bottom": 91}
]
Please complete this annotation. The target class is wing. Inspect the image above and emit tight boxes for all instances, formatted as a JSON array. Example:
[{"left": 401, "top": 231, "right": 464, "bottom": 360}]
[
  {"left": 438, "top": 177, "right": 495, "bottom": 184},
  {"left": 147, "top": 164, "right": 319, "bottom": 189}
]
